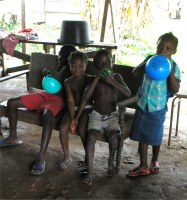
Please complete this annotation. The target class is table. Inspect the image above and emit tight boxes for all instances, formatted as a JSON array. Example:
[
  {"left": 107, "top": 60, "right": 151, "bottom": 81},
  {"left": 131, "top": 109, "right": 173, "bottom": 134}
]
[
  {"left": 168, "top": 91, "right": 187, "bottom": 146},
  {"left": 20, "top": 39, "right": 118, "bottom": 53},
  {"left": 0, "top": 38, "right": 118, "bottom": 77}
]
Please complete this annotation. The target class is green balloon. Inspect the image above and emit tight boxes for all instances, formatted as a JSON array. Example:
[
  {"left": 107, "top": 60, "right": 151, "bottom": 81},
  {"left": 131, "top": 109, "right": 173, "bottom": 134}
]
[{"left": 100, "top": 69, "right": 111, "bottom": 80}]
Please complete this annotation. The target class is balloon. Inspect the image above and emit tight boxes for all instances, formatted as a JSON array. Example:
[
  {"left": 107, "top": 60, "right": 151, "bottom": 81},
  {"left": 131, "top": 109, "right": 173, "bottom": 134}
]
[
  {"left": 145, "top": 55, "right": 171, "bottom": 81},
  {"left": 100, "top": 69, "right": 112, "bottom": 80},
  {"left": 42, "top": 75, "right": 62, "bottom": 94}
]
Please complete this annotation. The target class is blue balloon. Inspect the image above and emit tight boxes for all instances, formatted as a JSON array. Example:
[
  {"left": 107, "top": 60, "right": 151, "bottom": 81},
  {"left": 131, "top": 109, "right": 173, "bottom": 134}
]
[
  {"left": 42, "top": 75, "right": 62, "bottom": 94},
  {"left": 145, "top": 55, "right": 171, "bottom": 81}
]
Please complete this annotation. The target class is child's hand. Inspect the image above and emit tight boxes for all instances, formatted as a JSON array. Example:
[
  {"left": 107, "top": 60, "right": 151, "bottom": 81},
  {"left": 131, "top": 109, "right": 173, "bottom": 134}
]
[
  {"left": 99, "top": 68, "right": 112, "bottom": 80},
  {"left": 48, "top": 67, "right": 57, "bottom": 77},
  {"left": 42, "top": 68, "right": 50, "bottom": 76},
  {"left": 70, "top": 120, "right": 76, "bottom": 134},
  {"left": 70, "top": 124, "right": 76, "bottom": 134}
]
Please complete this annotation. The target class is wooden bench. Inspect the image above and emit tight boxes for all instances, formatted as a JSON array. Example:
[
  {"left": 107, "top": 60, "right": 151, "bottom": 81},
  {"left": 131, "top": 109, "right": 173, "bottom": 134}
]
[{"left": 0, "top": 52, "right": 141, "bottom": 171}]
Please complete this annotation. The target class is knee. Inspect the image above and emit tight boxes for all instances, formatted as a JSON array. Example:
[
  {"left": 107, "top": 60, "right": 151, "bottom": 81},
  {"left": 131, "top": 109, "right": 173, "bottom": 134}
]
[
  {"left": 59, "top": 122, "right": 69, "bottom": 136},
  {"left": 77, "top": 126, "right": 86, "bottom": 137},
  {"left": 7, "top": 98, "right": 17, "bottom": 109},
  {"left": 107, "top": 131, "right": 118, "bottom": 147},
  {"left": 87, "top": 131, "right": 96, "bottom": 144},
  {"left": 42, "top": 110, "right": 53, "bottom": 123}
]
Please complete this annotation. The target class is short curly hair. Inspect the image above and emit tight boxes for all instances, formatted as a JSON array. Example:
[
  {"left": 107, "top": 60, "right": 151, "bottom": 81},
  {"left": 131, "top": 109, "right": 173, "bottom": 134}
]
[
  {"left": 93, "top": 49, "right": 112, "bottom": 69},
  {"left": 157, "top": 32, "right": 178, "bottom": 49},
  {"left": 68, "top": 50, "right": 88, "bottom": 65}
]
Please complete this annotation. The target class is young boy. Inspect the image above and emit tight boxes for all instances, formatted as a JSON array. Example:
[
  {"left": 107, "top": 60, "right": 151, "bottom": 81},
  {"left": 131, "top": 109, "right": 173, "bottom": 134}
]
[
  {"left": 57, "top": 51, "right": 93, "bottom": 170},
  {"left": 73, "top": 49, "right": 131, "bottom": 185},
  {"left": 0, "top": 44, "right": 77, "bottom": 175},
  {"left": 127, "top": 32, "right": 181, "bottom": 177}
]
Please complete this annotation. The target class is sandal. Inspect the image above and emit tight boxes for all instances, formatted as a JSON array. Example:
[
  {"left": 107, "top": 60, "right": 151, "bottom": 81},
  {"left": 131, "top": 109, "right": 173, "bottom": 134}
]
[
  {"left": 30, "top": 161, "right": 45, "bottom": 175},
  {"left": 78, "top": 161, "right": 88, "bottom": 174},
  {"left": 79, "top": 165, "right": 88, "bottom": 174},
  {"left": 57, "top": 158, "right": 72, "bottom": 170},
  {"left": 149, "top": 161, "right": 160, "bottom": 174},
  {"left": 127, "top": 166, "right": 150, "bottom": 177},
  {"left": 77, "top": 160, "right": 84, "bottom": 167}
]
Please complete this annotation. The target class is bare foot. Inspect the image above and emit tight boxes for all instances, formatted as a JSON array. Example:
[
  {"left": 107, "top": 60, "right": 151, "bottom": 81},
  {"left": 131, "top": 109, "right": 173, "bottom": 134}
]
[
  {"left": 107, "top": 166, "right": 116, "bottom": 176},
  {"left": 107, "top": 157, "right": 116, "bottom": 176},
  {"left": 82, "top": 174, "right": 92, "bottom": 185}
]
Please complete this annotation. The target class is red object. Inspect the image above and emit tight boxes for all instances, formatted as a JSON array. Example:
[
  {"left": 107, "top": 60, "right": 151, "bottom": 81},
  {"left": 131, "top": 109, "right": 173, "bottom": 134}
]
[
  {"left": 18, "top": 28, "right": 33, "bottom": 33},
  {"left": 21, "top": 91, "right": 64, "bottom": 117}
]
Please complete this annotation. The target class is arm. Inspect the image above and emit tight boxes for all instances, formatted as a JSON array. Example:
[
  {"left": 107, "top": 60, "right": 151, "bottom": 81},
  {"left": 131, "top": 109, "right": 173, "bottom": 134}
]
[
  {"left": 104, "top": 73, "right": 131, "bottom": 98},
  {"left": 167, "top": 70, "right": 180, "bottom": 94},
  {"left": 74, "top": 76, "right": 100, "bottom": 122},
  {"left": 132, "top": 55, "right": 153, "bottom": 77},
  {"left": 48, "top": 67, "right": 65, "bottom": 83},
  {"left": 43, "top": 65, "right": 70, "bottom": 84},
  {"left": 64, "top": 79, "right": 75, "bottom": 122}
]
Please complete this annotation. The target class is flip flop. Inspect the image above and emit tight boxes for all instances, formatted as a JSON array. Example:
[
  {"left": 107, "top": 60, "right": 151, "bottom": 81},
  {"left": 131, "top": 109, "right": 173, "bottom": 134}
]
[
  {"left": 30, "top": 161, "right": 45, "bottom": 175},
  {"left": 0, "top": 139, "right": 23, "bottom": 147},
  {"left": 127, "top": 167, "right": 150, "bottom": 177},
  {"left": 57, "top": 159, "right": 72, "bottom": 170},
  {"left": 149, "top": 161, "right": 160, "bottom": 174},
  {"left": 78, "top": 160, "right": 84, "bottom": 167},
  {"left": 79, "top": 165, "right": 88, "bottom": 174}
]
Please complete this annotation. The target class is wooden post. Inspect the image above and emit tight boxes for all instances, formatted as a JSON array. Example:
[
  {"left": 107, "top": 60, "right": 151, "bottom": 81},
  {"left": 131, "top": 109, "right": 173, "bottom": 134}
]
[
  {"left": 100, "top": 0, "right": 118, "bottom": 43},
  {"left": 100, "top": 0, "right": 109, "bottom": 42},
  {"left": 21, "top": 0, "right": 26, "bottom": 55}
]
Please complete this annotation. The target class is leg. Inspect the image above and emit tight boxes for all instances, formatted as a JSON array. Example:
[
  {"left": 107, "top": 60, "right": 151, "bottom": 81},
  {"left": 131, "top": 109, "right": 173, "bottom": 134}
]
[
  {"left": 152, "top": 145, "right": 160, "bottom": 161},
  {"left": 106, "top": 130, "right": 118, "bottom": 176},
  {"left": 31, "top": 109, "right": 53, "bottom": 175},
  {"left": 0, "top": 106, "right": 2, "bottom": 136},
  {"left": 57, "top": 112, "right": 72, "bottom": 170},
  {"left": 0, "top": 97, "right": 25, "bottom": 146},
  {"left": 149, "top": 145, "right": 160, "bottom": 174},
  {"left": 77, "top": 109, "right": 91, "bottom": 164},
  {"left": 127, "top": 142, "right": 150, "bottom": 177},
  {"left": 115, "top": 134, "right": 121, "bottom": 173},
  {"left": 82, "top": 129, "right": 98, "bottom": 185},
  {"left": 139, "top": 142, "right": 148, "bottom": 168}
]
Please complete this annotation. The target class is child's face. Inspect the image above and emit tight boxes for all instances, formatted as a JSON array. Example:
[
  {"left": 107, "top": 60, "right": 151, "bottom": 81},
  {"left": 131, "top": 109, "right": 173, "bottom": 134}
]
[
  {"left": 70, "top": 58, "right": 86, "bottom": 76},
  {"left": 95, "top": 55, "right": 112, "bottom": 70},
  {"left": 156, "top": 39, "right": 176, "bottom": 59}
]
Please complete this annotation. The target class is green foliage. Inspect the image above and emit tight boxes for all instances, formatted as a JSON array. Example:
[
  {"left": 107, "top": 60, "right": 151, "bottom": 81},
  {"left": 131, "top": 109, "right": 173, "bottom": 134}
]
[
  {"left": 0, "top": 13, "right": 21, "bottom": 32},
  {"left": 117, "top": 36, "right": 155, "bottom": 66}
]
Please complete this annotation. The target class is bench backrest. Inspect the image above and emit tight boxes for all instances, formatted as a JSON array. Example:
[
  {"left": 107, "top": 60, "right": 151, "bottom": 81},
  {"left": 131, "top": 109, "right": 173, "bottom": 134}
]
[
  {"left": 28, "top": 53, "right": 58, "bottom": 90},
  {"left": 28, "top": 53, "right": 141, "bottom": 106}
]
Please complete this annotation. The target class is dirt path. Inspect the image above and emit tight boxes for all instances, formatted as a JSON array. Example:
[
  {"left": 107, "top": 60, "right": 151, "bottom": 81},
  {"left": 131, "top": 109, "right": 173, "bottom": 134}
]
[{"left": 0, "top": 75, "right": 187, "bottom": 199}]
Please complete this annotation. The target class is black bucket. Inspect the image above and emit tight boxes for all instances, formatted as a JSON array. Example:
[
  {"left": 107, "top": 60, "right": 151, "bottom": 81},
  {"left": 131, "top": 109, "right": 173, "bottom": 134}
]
[{"left": 58, "top": 20, "right": 93, "bottom": 45}]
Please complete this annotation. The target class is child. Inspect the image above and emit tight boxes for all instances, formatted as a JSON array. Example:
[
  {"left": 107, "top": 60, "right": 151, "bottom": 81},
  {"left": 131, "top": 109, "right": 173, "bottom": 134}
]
[
  {"left": 56, "top": 51, "right": 93, "bottom": 170},
  {"left": 73, "top": 49, "right": 131, "bottom": 185},
  {"left": 0, "top": 44, "right": 77, "bottom": 175},
  {"left": 127, "top": 32, "right": 181, "bottom": 177}
]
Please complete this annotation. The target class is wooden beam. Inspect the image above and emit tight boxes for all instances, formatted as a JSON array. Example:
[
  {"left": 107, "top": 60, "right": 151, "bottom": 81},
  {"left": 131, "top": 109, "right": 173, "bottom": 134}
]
[
  {"left": 100, "top": 0, "right": 109, "bottom": 42},
  {"left": 0, "top": 70, "right": 29, "bottom": 83},
  {"left": 109, "top": 0, "right": 117, "bottom": 43},
  {"left": 21, "top": 0, "right": 26, "bottom": 54},
  {"left": 100, "top": 0, "right": 118, "bottom": 43},
  {"left": 7, "top": 64, "right": 30, "bottom": 73}
]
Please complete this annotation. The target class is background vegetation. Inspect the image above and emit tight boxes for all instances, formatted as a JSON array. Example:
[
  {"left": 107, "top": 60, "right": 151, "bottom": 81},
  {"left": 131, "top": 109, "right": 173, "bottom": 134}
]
[{"left": 0, "top": 0, "right": 185, "bottom": 71}]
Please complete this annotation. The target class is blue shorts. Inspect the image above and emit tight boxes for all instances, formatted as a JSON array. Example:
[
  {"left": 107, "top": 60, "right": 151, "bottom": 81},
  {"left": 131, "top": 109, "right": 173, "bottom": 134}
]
[{"left": 130, "top": 107, "right": 167, "bottom": 145}]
